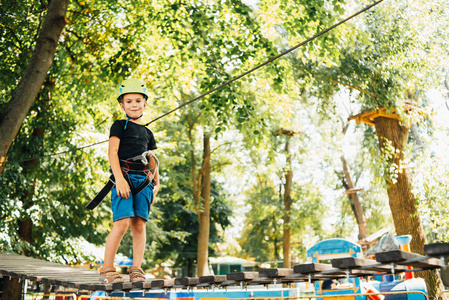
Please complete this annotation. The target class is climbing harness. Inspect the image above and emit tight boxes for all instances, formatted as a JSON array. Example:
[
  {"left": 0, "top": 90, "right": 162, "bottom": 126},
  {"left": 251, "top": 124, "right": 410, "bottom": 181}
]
[{"left": 85, "top": 151, "right": 159, "bottom": 210}]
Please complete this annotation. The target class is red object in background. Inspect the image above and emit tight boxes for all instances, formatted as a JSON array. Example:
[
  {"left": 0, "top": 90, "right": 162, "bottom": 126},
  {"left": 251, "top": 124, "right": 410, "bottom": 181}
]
[{"left": 398, "top": 235, "right": 414, "bottom": 280}]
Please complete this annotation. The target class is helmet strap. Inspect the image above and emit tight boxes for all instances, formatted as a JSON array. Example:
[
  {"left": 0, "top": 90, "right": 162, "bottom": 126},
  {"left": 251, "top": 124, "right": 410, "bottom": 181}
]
[{"left": 124, "top": 114, "right": 143, "bottom": 130}]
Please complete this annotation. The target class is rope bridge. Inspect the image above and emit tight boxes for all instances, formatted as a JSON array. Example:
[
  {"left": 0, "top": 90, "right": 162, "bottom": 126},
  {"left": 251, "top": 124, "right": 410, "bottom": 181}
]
[{"left": 1, "top": 243, "right": 448, "bottom": 294}]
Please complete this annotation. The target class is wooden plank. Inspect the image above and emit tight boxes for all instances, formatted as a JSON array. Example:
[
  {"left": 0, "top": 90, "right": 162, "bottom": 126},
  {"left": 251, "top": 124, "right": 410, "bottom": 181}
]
[
  {"left": 120, "top": 282, "right": 134, "bottom": 291},
  {"left": 332, "top": 257, "right": 379, "bottom": 269},
  {"left": 93, "top": 283, "right": 114, "bottom": 291},
  {"left": 174, "top": 277, "right": 199, "bottom": 286},
  {"left": 293, "top": 261, "right": 380, "bottom": 278},
  {"left": 331, "top": 257, "right": 406, "bottom": 272},
  {"left": 227, "top": 272, "right": 259, "bottom": 281},
  {"left": 375, "top": 250, "right": 443, "bottom": 268},
  {"left": 199, "top": 275, "right": 227, "bottom": 284},
  {"left": 376, "top": 250, "right": 423, "bottom": 263},
  {"left": 424, "top": 243, "right": 449, "bottom": 257},
  {"left": 151, "top": 279, "right": 174, "bottom": 288},
  {"left": 0, "top": 253, "right": 110, "bottom": 291},
  {"left": 111, "top": 281, "right": 133, "bottom": 291},
  {"left": 293, "top": 263, "right": 337, "bottom": 274},
  {"left": 259, "top": 268, "right": 294, "bottom": 278},
  {"left": 223, "top": 271, "right": 274, "bottom": 285},
  {"left": 132, "top": 279, "right": 156, "bottom": 289}
]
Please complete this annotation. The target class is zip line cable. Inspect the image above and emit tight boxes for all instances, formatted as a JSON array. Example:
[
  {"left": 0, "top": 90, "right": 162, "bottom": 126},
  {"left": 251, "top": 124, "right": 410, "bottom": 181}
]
[
  {"left": 1, "top": 141, "right": 107, "bottom": 165},
  {"left": 0, "top": 0, "right": 384, "bottom": 167},
  {"left": 145, "top": 0, "right": 384, "bottom": 126}
]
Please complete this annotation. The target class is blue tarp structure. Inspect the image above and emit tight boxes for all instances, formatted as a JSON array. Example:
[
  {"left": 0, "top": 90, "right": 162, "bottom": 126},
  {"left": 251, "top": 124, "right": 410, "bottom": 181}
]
[
  {"left": 307, "top": 238, "right": 361, "bottom": 262},
  {"left": 114, "top": 254, "right": 133, "bottom": 266},
  {"left": 96, "top": 254, "right": 133, "bottom": 267}
]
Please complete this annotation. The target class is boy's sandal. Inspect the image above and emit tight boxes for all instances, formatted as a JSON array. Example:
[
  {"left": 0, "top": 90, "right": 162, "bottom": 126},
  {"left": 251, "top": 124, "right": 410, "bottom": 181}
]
[
  {"left": 129, "top": 266, "right": 146, "bottom": 282},
  {"left": 99, "top": 267, "right": 125, "bottom": 283}
]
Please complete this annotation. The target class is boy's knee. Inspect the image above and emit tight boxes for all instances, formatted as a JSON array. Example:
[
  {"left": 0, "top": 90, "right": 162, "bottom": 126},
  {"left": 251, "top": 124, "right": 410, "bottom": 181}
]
[
  {"left": 130, "top": 217, "right": 146, "bottom": 233},
  {"left": 113, "top": 218, "right": 130, "bottom": 235}
]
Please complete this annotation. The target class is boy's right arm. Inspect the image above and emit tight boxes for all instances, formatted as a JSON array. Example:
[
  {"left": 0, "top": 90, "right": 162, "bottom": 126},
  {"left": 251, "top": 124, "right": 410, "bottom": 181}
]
[{"left": 109, "top": 136, "right": 131, "bottom": 199}]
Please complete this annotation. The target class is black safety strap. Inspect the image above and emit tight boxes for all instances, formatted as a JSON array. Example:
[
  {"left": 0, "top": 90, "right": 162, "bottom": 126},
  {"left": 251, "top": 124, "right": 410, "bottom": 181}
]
[
  {"left": 133, "top": 176, "right": 151, "bottom": 195},
  {"left": 85, "top": 174, "right": 116, "bottom": 210},
  {"left": 85, "top": 173, "right": 152, "bottom": 210}
]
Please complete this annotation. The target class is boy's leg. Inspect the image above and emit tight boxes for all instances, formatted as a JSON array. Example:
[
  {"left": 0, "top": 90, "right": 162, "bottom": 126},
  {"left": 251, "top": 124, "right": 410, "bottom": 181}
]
[
  {"left": 103, "top": 218, "right": 130, "bottom": 268},
  {"left": 130, "top": 216, "right": 146, "bottom": 268},
  {"left": 127, "top": 174, "right": 151, "bottom": 281}
]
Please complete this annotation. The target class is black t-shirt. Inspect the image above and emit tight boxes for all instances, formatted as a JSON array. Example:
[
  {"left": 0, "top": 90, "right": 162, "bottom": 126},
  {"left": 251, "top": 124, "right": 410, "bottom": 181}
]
[{"left": 109, "top": 120, "right": 157, "bottom": 160}]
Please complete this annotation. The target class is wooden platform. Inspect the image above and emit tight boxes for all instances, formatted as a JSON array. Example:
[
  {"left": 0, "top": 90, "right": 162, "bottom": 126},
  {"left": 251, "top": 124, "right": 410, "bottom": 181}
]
[
  {"left": 0, "top": 253, "right": 137, "bottom": 292},
  {"left": 375, "top": 250, "right": 443, "bottom": 268},
  {"left": 347, "top": 102, "right": 424, "bottom": 126},
  {"left": 424, "top": 243, "right": 449, "bottom": 258}
]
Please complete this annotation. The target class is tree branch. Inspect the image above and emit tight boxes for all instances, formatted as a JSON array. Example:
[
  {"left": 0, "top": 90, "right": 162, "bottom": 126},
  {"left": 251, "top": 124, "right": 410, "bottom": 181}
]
[
  {"left": 0, "top": 0, "right": 69, "bottom": 173},
  {"left": 0, "top": 24, "right": 23, "bottom": 50}
]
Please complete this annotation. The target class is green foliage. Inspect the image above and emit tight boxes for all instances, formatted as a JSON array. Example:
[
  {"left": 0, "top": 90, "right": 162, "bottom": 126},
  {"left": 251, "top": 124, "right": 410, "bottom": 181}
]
[
  {"left": 2, "top": 0, "right": 448, "bottom": 274},
  {"left": 0, "top": 81, "right": 111, "bottom": 262},
  {"left": 302, "top": 0, "right": 448, "bottom": 117},
  {"left": 322, "top": 0, "right": 449, "bottom": 245},
  {"left": 0, "top": 1, "right": 43, "bottom": 104},
  {"left": 0, "top": 0, "right": 147, "bottom": 262},
  {"left": 152, "top": 174, "right": 232, "bottom": 271},
  {"left": 411, "top": 108, "right": 449, "bottom": 242},
  {"left": 240, "top": 178, "right": 282, "bottom": 262},
  {"left": 240, "top": 172, "right": 324, "bottom": 263},
  {"left": 333, "top": 148, "right": 392, "bottom": 238}
]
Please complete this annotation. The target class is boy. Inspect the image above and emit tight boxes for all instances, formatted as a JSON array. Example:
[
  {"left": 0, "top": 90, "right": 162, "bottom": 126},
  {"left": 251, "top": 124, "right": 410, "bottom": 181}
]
[{"left": 99, "top": 79, "right": 159, "bottom": 283}]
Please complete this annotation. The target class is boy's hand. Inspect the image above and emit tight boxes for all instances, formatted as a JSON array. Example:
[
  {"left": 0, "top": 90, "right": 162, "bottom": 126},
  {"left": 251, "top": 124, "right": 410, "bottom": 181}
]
[
  {"left": 153, "top": 184, "right": 159, "bottom": 197},
  {"left": 116, "top": 177, "right": 131, "bottom": 199}
]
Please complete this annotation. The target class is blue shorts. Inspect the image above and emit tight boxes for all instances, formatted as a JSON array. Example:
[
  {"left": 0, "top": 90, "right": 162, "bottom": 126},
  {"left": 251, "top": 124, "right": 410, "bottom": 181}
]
[{"left": 111, "top": 173, "right": 154, "bottom": 222}]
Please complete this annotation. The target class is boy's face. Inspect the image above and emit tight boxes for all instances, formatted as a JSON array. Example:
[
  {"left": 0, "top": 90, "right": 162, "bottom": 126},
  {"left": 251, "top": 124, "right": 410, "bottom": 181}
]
[{"left": 120, "top": 93, "right": 146, "bottom": 118}]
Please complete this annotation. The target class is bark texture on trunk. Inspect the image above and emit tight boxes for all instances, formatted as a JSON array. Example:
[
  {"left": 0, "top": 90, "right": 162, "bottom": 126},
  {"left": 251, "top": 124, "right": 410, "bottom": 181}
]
[
  {"left": 374, "top": 116, "right": 445, "bottom": 300},
  {"left": 0, "top": 0, "right": 68, "bottom": 174},
  {"left": 283, "top": 139, "right": 292, "bottom": 268},
  {"left": 197, "top": 134, "right": 211, "bottom": 276},
  {"left": 2, "top": 277, "right": 23, "bottom": 300}
]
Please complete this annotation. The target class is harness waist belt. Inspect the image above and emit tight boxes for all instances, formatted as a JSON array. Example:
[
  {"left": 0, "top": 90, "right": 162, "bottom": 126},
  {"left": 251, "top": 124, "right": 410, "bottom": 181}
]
[
  {"left": 85, "top": 162, "right": 152, "bottom": 210},
  {"left": 120, "top": 160, "right": 150, "bottom": 172}
]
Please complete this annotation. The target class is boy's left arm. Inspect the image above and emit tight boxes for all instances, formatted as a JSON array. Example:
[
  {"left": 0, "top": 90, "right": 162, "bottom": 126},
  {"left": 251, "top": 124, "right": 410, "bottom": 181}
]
[{"left": 153, "top": 167, "right": 160, "bottom": 197}]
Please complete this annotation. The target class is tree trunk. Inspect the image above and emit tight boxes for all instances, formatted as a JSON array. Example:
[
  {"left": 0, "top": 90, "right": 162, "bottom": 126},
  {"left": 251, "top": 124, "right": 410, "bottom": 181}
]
[
  {"left": 273, "top": 224, "right": 280, "bottom": 262},
  {"left": 283, "top": 139, "right": 293, "bottom": 268},
  {"left": 340, "top": 155, "right": 368, "bottom": 242},
  {"left": 0, "top": 0, "right": 68, "bottom": 174},
  {"left": 374, "top": 116, "right": 445, "bottom": 300},
  {"left": 197, "top": 134, "right": 211, "bottom": 276},
  {"left": 42, "top": 282, "right": 51, "bottom": 300},
  {"left": 17, "top": 128, "right": 42, "bottom": 256},
  {"left": 187, "top": 116, "right": 198, "bottom": 202},
  {"left": 4, "top": 90, "right": 48, "bottom": 299},
  {"left": 2, "top": 277, "right": 23, "bottom": 300}
]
